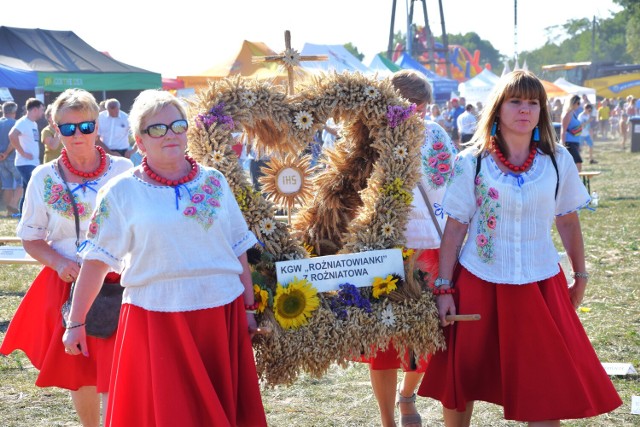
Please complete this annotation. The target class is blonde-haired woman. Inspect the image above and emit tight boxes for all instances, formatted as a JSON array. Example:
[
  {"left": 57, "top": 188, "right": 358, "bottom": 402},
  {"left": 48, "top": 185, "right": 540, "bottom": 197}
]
[
  {"left": 1, "top": 88, "right": 132, "bottom": 426},
  {"left": 561, "top": 94, "right": 584, "bottom": 171},
  {"left": 63, "top": 89, "right": 266, "bottom": 426}
]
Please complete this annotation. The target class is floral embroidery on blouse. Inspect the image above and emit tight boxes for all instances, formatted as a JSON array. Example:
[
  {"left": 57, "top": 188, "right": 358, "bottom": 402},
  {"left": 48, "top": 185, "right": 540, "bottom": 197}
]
[
  {"left": 182, "top": 172, "right": 224, "bottom": 230},
  {"left": 422, "top": 138, "right": 455, "bottom": 189},
  {"left": 87, "top": 197, "right": 110, "bottom": 239},
  {"left": 43, "top": 175, "right": 91, "bottom": 220},
  {"left": 474, "top": 172, "right": 500, "bottom": 263}
]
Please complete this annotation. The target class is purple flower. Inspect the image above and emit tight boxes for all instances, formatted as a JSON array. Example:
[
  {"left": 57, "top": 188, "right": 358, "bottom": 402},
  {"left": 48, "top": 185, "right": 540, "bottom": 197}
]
[
  {"left": 196, "top": 102, "right": 234, "bottom": 131},
  {"left": 474, "top": 176, "right": 482, "bottom": 185},
  {"left": 488, "top": 187, "right": 499, "bottom": 200},
  {"left": 202, "top": 185, "right": 213, "bottom": 194},
  {"left": 191, "top": 193, "right": 205, "bottom": 203},
  {"left": 209, "top": 177, "right": 221, "bottom": 187},
  {"left": 207, "top": 198, "right": 221, "bottom": 207},
  {"left": 330, "top": 283, "right": 372, "bottom": 319},
  {"left": 428, "top": 157, "right": 438, "bottom": 167},
  {"left": 476, "top": 234, "right": 488, "bottom": 247},
  {"left": 183, "top": 206, "right": 197, "bottom": 216},
  {"left": 386, "top": 104, "right": 417, "bottom": 128}
]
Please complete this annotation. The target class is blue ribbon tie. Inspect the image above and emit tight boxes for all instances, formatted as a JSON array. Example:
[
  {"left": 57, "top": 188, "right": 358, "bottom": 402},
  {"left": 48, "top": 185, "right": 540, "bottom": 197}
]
[
  {"left": 173, "top": 184, "right": 192, "bottom": 210},
  {"left": 433, "top": 202, "right": 444, "bottom": 219},
  {"left": 507, "top": 172, "right": 524, "bottom": 187},
  {"left": 71, "top": 180, "right": 98, "bottom": 194}
]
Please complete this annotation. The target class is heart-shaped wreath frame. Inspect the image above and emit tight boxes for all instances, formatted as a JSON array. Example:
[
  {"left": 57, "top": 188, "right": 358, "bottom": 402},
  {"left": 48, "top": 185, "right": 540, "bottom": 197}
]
[{"left": 187, "top": 72, "right": 445, "bottom": 386}]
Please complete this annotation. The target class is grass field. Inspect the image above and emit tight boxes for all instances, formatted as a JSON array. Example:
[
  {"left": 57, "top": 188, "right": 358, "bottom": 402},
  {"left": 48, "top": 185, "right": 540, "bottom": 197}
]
[{"left": 1, "top": 137, "right": 638, "bottom": 426}]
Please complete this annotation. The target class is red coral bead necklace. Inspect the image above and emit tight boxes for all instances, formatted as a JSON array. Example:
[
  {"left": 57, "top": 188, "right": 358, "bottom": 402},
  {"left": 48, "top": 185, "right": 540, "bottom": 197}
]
[
  {"left": 60, "top": 146, "right": 107, "bottom": 179},
  {"left": 492, "top": 138, "right": 537, "bottom": 173},
  {"left": 142, "top": 155, "right": 198, "bottom": 186}
]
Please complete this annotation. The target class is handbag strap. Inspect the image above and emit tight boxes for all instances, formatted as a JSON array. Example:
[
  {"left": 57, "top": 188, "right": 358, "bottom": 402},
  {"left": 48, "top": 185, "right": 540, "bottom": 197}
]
[
  {"left": 57, "top": 161, "right": 81, "bottom": 250},
  {"left": 417, "top": 181, "right": 443, "bottom": 239}
]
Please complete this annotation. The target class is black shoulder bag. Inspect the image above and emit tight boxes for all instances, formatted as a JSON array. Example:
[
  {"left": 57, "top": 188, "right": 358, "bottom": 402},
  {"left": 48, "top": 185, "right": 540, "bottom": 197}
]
[{"left": 58, "top": 162, "right": 123, "bottom": 339}]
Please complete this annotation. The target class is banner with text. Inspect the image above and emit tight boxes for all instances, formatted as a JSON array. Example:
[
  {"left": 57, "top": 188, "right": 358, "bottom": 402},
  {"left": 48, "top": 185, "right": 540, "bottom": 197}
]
[{"left": 275, "top": 249, "right": 405, "bottom": 292}]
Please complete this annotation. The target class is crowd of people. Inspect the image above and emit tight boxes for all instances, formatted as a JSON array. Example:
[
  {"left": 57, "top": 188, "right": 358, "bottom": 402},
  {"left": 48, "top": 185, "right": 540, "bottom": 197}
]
[{"left": 0, "top": 70, "right": 625, "bottom": 427}]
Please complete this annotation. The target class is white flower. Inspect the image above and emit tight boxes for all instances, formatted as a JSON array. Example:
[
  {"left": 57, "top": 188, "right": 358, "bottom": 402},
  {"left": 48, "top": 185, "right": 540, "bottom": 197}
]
[
  {"left": 242, "top": 91, "right": 257, "bottom": 107},
  {"left": 210, "top": 151, "right": 224, "bottom": 163},
  {"left": 293, "top": 110, "right": 314, "bottom": 130},
  {"left": 381, "top": 222, "right": 395, "bottom": 238},
  {"left": 380, "top": 305, "right": 396, "bottom": 327},
  {"left": 365, "top": 86, "right": 380, "bottom": 99},
  {"left": 259, "top": 218, "right": 277, "bottom": 236},
  {"left": 281, "top": 48, "right": 301, "bottom": 68},
  {"left": 393, "top": 146, "right": 408, "bottom": 159}
]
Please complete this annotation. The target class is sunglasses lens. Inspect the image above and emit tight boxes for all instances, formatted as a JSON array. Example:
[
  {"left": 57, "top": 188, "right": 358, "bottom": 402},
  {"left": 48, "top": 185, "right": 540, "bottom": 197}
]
[
  {"left": 170, "top": 120, "right": 188, "bottom": 135},
  {"left": 147, "top": 124, "right": 168, "bottom": 138},
  {"left": 58, "top": 123, "right": 76, "bottom": 137},
  {"left": 79, "top": 121, "right": 95, "bottom": 134}
]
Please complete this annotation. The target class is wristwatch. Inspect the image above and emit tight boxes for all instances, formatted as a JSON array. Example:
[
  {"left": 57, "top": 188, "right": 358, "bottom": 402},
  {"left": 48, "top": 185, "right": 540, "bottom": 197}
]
[{"left": 434, "top": 277, "right": 451, "bottom": 288}]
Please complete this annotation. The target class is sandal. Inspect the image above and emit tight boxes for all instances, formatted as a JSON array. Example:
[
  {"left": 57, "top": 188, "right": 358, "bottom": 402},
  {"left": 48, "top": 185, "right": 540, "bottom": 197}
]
[{"left": 396, "top": 386, "right": 422, "bottom": 427}]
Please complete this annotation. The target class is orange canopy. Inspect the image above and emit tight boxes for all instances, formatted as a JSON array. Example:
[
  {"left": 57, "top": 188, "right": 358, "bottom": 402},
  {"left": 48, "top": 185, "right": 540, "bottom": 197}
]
[
  {"left": 540, "top": 80, "right": 569, "bottom": 99},
  {"left": 178, "top": 41, "right": 289, "bottom": 90}
]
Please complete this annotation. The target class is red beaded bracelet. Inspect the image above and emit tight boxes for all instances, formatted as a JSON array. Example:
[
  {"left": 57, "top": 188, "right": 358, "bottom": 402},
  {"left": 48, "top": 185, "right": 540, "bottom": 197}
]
[
  {"left": 432, "top": 288, "right": 456, "bottom": 296},
  {"left": 244, "top": 302, "right": 259, "bottom": 311}
]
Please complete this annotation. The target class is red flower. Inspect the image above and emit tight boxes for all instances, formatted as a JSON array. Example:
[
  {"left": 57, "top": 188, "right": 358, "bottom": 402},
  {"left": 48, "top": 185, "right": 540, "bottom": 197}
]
[
  {"left": 51, "top": 184, "right": 64, "bottom": 193},
  {"left": 436, "top": 151, "right": 450, "bottom": 160},
  {"left": 48, "top": 194, "right": 60, "bottom": 204},
  {"left": 487, "top": 216, "right": 496, "bottom": 229},
  {"left": 89, "top": 222, "right": 99, "bottom": 235},
  {"left": 183, "top": 206, "right": 197, "bottom": 216},
  {"left": 476, "top": 234, "right": 488, "bottom": 247},
  {"left": 428, "top": 157, "right": 438, "bottom": 167},
  {"left": 488, "top": 187, "right": 499, "bottom": 200},
  {"left": 432, "top": 141, "right": 444, "bottom": 150},
  {"left": 202, "top": 185, "right": 213, "bottom": 194},
  {"left": 191, "top": 193, "right": 205, "bottom": 203},
  {"left": 431, "top": 174, "right": 445, "bottom": 186},
  {"left": 437, "top": 163, "right": 450, "bottom": 173}
]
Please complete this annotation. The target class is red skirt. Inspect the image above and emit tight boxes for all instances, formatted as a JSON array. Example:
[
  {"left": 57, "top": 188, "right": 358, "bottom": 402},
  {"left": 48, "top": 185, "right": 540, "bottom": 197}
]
[
  {"left": 418, "top": 266, "right": 622, "bottom": 422},
  {"left": 358, "top": 249, "right": 438, "bottom": 372},
  {"left": 105, "top": 296, "right": 267, "bottom": 427},
  {"left": 0, "top": 266, "right": 116, "bottom": 392}
]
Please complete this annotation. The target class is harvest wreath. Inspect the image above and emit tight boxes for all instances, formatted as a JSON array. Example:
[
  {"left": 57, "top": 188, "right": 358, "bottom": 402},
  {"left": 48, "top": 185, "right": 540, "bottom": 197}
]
[{"left": 187, "top": 72, "right": 445, "bottom": 386}]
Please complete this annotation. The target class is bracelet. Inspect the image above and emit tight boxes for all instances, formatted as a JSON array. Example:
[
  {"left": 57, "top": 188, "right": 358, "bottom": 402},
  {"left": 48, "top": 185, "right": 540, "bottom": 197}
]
[
  {"left": 65, "top": 322, "right": 86, "bottom": 329},
  {"left": 432, "top": 288, "right": 456, "bottom": 295},
  {"left": 244, "top": 302, "right": 259, "bottom": 311},
  {"left": 572, "top": 271, "right": 590, "bottom": 279},
  {"left": 245, "top": 310, "right": 257, "bottom": 314}
]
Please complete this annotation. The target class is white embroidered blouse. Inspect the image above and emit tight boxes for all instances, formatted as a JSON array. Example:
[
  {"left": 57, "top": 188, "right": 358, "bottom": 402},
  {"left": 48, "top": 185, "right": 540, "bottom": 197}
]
[
  {"left": 16, "top": 156, "right": 133, "bottom": 260},
  {"left": 405, "top": 120, "right": 458, "bottom": 249},
  {"left": 80, "top": 166, "right": 257, "bottom": 312},
  {"left": 443, "top": 143, "right": 589, "bottom": 285}
]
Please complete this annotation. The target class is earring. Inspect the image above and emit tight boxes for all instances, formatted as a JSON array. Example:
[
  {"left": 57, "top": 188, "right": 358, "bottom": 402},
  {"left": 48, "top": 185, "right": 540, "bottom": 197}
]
[
  {"left": 490, "top": 119, "right": 498, "bottom": 136},
  {"left": 533, "top": 126, "right": 540, "bottom": 142}
]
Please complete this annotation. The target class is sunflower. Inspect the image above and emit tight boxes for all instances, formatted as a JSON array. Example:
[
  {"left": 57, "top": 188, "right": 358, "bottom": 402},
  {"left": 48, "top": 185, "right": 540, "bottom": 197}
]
[
  {"left": 372, "top": 275, "right": 399, "bottom": 299},
  {"left": 253, "top": 284, "right": 270, "bottom": 313},
  {"left": 401, "top": 248, "right": 415, "bottom": 260},
  {"left": 293, "top": 110, "right": 314, "bottom": 130},
  {"left": 259, "top": 218, "right": 277, "bottom": 236},
  {"left": 274, "top": 278, "right": 320, "bottom": 329},
  {"left": 380, "top": 304, "right": 396, "bottom": 327},
  {"left": 303, "top": 242, "right": 316, "bottom": 257}
]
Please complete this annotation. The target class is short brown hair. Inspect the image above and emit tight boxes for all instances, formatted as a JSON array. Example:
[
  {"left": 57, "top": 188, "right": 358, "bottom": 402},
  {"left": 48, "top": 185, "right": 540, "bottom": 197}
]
[{"left": 391, "top": 69, "right": 433, "bottom": 105}]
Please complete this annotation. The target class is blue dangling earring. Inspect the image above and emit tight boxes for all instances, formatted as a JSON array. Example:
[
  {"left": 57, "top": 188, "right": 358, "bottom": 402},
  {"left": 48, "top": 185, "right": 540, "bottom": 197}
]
[
  {"left": 533, "top": 126, "right": 540, "bottom": 142},
  {"left": 490, "top": 119, "right": 498, "bottom": 136}
]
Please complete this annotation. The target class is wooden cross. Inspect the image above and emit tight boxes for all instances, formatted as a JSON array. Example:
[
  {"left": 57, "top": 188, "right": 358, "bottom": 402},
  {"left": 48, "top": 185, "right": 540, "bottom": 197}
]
[{"left": 252, "top": 30, "right": 327, "bottom": 95}]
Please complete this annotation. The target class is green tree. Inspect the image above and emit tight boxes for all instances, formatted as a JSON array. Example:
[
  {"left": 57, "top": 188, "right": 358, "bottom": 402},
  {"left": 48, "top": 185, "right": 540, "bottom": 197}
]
[{"left": 343, "top": 43, "right": 364, "bottom": 62}]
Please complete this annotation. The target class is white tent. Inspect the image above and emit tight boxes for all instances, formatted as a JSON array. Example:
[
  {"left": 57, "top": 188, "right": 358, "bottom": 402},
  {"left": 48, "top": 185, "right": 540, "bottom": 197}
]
[
  {"left": 458, "top": 68, "right": 500, "bottom": 106},
  {"left": 300, "top": 43, "right": 370, "bottom": 74},
  {"left": 553, "top": 78, "right": 597, "bottom": 104}
]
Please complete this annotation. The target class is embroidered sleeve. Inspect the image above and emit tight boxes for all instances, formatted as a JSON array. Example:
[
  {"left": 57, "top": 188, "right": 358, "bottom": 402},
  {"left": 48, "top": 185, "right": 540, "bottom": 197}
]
[
  {"left": 422, "top": 122, "right": 457, "bottom": 189},
  {"left": 441, "top": 151, "right": 477, "bottom": 224},
  {"left": 554, "top": 148, "right": 591, "bottom": 216},
  {"left": 80, "top": 186, "right": 128, "bottom": 271}
]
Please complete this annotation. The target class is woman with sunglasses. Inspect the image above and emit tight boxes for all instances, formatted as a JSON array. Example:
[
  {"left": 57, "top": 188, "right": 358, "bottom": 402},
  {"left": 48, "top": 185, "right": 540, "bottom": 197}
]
[
  {"left": 561, "top": 94, "right": 584, "bottom": 171},
  {"left": 62, "top": 89, "right": 267, "bottom": 426},
  {"left": 1, "top": 89, "right": 132, "bottom": 426}
]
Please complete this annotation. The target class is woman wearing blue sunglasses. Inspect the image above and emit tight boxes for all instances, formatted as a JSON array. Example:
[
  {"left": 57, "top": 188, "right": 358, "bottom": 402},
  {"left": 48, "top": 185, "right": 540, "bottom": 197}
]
[{"left": 1, "top": 88, "right": 133, "bottom": 427}]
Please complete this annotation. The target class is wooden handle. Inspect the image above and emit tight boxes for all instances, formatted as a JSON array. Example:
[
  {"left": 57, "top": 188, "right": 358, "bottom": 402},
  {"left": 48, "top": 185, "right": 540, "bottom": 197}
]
[{"left": 445, "top": 314, "right": 481, "bottom": 321}]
